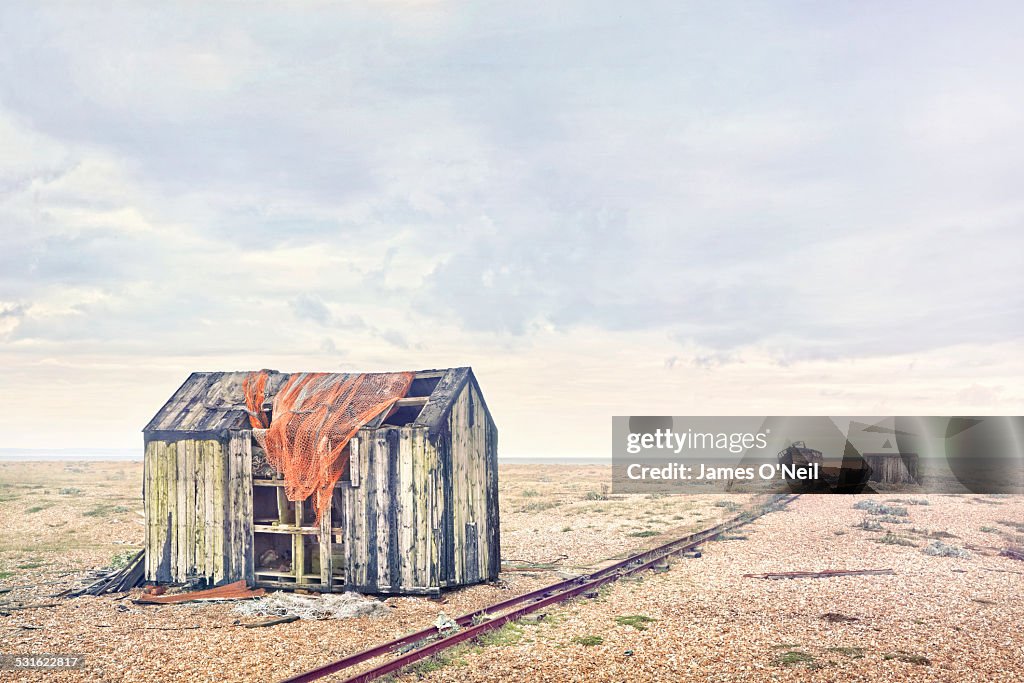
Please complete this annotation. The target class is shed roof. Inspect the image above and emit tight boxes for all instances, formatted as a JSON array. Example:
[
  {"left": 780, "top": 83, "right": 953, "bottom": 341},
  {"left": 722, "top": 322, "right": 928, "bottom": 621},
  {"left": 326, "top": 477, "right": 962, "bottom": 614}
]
[{"left": 144, "top": 367, "right": 481, "bottom": 436}]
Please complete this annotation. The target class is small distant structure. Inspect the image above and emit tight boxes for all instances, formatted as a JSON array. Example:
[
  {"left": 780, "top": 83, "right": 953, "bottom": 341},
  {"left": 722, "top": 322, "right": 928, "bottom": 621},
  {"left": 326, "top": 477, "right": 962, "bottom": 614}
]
[
  {"left": 142, "top": 367, "right": 498, "bottom": 595},
  {"left": 862, "top": 452, "right": 919, "bottom": 485},
  {"left": 845, "top": 421, "right": 921, "bottom": 486}
]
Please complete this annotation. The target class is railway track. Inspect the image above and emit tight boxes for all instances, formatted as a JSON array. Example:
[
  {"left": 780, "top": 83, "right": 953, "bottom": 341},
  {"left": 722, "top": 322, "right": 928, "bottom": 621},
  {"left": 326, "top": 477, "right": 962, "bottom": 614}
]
[{"left": 281, "top": 493, "right": 800, "bottom": 683}]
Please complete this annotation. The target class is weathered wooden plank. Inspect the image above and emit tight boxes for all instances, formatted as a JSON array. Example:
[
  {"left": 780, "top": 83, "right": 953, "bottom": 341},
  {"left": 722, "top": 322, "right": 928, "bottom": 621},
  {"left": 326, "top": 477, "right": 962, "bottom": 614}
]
[
  {"left": 385, "top": 428, "right": 401, "bottom": 592},
  {"left": 355, "top": 452, "right": 366, "bottom": 587},
  {"left": 399, "top": 427, "right": 415, "bottom": 589},
  {"left": 375, "top": 430, "right": 390, "bottom": 590},
  {"left": 211, "top": 438, "right": 225, "bottom": 584},
  {"left": 363, "top": 430, "right": 380, "bottom": 590},
  {"left": 227, "top": 431, "right": 250, "bottom": 583},
  {"left": 239, "top": 432, "right": 254, "bottom": 584},
  {"left": 393, "top": 396, "right": 429, "bottom": 407},
  {"left": 436, "top": 431, "right": 454, "bottom": 587},
  {"left": 450, "top": 386, "right": 467, "bottom": 585},
  {"left": 221, "top": 437, "right": 234, "bottom": 582},
  {"left": 171, "top": 440, "right": 184, "bottom": 581},
  {"left": 342, "top": 472, "right": 359, "bottom": 588},
  {"left": 155, "top": 440, "right": 168, "bottom": 582},
  {"left": 350, "top": 437, "right": 361, "bottom": 487},
  {"left": 143, "top": 441, "right": 153, "bottom": 581},
  {"left": 194, "top": 441, "right": 205, "bottom": 581},
  {"left": 203, "top": 440, "right": 216, "bottom": 582},
  {"left": 184, "top": 439, "right": 196, "bottom": 578},
  {"left": 293, "top": 484, "right": 304, "bottom": 583},
  {"left": 486, "top": 418, "right": 500, "bottom": 579},
  {"left": 412, "top": 427, "right": 431, "bottom": 588},
  {"left": 276, "top": 486, "right": 289, "bottom": 525},
  {"left": 473, "top": 386, "right": 492, "bottom": 581},
  {"left": 414, "top": 367, "right": 470, "bottom": 435},
  {"left": 319, "top": 494, "right": 332, "bottom": 589},
  {"left": 472, "top": 385, "right": 488, "bottom": 581}
]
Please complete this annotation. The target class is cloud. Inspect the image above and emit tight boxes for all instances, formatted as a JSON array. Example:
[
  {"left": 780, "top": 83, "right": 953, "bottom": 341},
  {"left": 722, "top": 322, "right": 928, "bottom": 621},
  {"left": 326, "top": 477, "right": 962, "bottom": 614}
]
[
  {"left": 0, "top": 3, "right": 1022, "bottom": 449},
  {"left": 290, "top": 294, "right": 332, "bottom": 325}
]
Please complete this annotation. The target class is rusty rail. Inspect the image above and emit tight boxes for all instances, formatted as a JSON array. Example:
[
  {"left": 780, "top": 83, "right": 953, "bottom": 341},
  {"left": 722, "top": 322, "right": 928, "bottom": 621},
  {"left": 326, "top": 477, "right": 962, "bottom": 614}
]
[{"left": 281, "top": 494, "right": 799, "bottom": 683}]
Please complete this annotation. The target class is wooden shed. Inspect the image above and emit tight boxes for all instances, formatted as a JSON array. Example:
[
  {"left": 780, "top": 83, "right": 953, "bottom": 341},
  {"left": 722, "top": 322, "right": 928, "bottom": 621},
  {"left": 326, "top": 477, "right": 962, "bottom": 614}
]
[
  {"left": 142, "top": 367, "right": 499, "bottom": 595},
  {"left": 862, "top": 452, "right": 920, "bottom": 485}
]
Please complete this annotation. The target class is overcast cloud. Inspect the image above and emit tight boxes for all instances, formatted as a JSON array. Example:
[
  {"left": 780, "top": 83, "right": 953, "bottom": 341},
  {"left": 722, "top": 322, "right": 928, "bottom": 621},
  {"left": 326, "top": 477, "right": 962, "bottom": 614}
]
[{"left": 1, "top": 2, "right": 1022, "bottom": 453}]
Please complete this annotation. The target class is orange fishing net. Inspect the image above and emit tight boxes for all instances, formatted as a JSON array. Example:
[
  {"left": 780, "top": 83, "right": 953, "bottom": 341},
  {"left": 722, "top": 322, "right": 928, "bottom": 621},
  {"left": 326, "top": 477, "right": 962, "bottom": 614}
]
[{"left": 243, "top": 370, "right": 414, "bottom": 524}]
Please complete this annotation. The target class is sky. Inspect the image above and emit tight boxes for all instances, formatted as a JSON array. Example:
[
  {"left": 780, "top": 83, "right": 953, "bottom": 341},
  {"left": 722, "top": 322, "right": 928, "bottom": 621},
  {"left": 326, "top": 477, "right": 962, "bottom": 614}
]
[{"left": 1, "top": 2, "right": 1022, "bottom": 456}]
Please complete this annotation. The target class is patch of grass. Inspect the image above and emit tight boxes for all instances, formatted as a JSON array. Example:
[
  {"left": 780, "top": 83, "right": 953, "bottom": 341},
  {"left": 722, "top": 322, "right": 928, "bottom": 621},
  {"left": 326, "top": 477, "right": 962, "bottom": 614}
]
[
  {"left": 403, "top": 644, "right": 478, "bottom": 677},
  {"left": 996, "top": 519, "right": 1024, "bottom": 533},
  {"left": 583, "top": 489, "right": 608, "bottom": 501},
  {"left": 521, "top": 488, "right": 541, "bottom": 498},
  {"left": 476, "top": 623, "right": 523, "bottom": 647},
  {"left": 883, "top": 651, "right": 930, "bottom": 665},
  {"left": 615, "top": 615, "right": 655, "bottom": 631},
  {"left": 519, "top": 500, "right": 561, "bottom": 513},
  {"left": 980, "top": 526, "right": 998, "bottom": 533},
  {"left": 714, "top": 500, "right": 740, "bottom": 511},
  {"left": 26, "top": 504, "right": 54, "bottom": 514},
  {"left": 83, "top": 504, "right": 119, "bottom": 517},
  {"left": 572, "top": 635, "right": 603, "bottom": 647},
  {"left": 561, "top": 526, "right": 572, "bottom": 533},
  {"left": 906, "top": 526, "right": 956, "bottom": 538},
  {"left": 776, "top": 650, "right": 815, "bottom": 666},
  {"left": 16, "top": 561, "right": 45, "bottom": 569},
  {"left": 923, "top": 540, "right": 970, "bottom": 558},
  {"left": 876, "top": 514, "right": 908, "bottom": 524},
  {"left": 857, "top": 517, "right": 883, "bottom": 531},
  {"left": 854, "top": 501, "right": 909, "bottom": 516},
  {"left": 407, "top": 654, "right": 453, "bottom": 675},
  {"left": 876, "top": 532, "right": 918, "bottom": 547},
  {"left": 627, "top": 530, "right": 660, "bottom": 538},
  {"left": 827, "top": 646, "right": 865, "bottom": 658},
  {"left": 110, "top": 550, "right": 139, "bottom": 569},
  {"left": 0, "top": 570, "right": 13, "bottom": 580},
  {"left": 59, "top": 487, "right": 82, "bottom": 496}
]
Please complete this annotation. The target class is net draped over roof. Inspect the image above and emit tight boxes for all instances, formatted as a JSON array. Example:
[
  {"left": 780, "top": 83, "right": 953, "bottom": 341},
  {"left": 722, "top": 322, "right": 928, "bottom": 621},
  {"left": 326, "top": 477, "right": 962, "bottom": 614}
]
[{"left": 243, "top": 370, "right": 415, "bottom": 523}]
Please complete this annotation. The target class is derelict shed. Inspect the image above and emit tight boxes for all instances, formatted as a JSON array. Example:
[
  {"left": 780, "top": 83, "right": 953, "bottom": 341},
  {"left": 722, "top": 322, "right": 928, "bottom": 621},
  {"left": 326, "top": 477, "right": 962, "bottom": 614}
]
[{"left": 142, "top": 367, "right": 499, "bottom": 596}]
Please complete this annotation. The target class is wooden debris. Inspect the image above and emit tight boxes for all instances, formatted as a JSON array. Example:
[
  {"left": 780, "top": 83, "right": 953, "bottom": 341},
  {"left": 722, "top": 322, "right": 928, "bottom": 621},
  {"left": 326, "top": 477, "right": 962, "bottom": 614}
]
[
  {"left": 821, "top": 612, "right": 860, "bottom": 623},
  {"left": 134, "top": 580, "right": 264, "bottom": 605},
  {"left": 999, "top": 547, "right": 1024, "bottom": 561},
  {"left": 242, "top": 614, "right": 300, "bottom": 628},
  {"left": 61, "top": 550, "right": 145, "bottom": 597},
  {"left": 0, "top": 602, "right": 59, "bottom": 611},
  {"left": 743, "top": 568, "right": 894, "bottom": 580}
]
